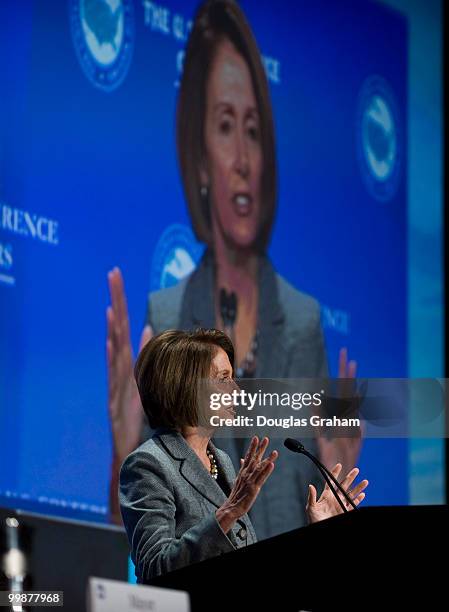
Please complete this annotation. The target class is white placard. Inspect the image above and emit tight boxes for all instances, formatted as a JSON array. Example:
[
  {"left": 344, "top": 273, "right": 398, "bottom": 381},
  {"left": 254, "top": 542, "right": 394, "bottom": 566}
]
[{"left": 87, "top": 577, "right": 190, "bottom": 612}]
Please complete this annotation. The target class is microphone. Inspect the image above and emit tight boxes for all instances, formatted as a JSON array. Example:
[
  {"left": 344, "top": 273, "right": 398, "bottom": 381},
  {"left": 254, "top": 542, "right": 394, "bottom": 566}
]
[
  {"left": 284, "top": 438, "right": 357, "bottom": 513},
  {"left": 284, "top": 438, "right": 305, "bottom": 453}
]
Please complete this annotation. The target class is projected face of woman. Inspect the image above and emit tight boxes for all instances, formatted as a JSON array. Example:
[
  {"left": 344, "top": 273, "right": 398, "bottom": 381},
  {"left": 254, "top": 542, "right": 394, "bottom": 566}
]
[{"left": 202, "top": 39, "right": 262, "bottom": 250}]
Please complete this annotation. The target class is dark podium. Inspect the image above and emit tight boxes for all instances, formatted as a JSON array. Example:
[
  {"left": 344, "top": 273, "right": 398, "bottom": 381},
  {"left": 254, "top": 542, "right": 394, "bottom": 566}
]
[{"left": 151, "top": 506, "right": 448, "bottom": 611}]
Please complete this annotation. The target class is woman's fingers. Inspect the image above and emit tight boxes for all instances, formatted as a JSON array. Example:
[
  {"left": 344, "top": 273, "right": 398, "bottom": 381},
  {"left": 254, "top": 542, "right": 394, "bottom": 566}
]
[
  {"left": 331, "top": 462, "right": 343, "bottom": 478},
  {"left": 324, "top": 463, "right": 342, "bottom": 491},
  {"left": 108, "top": 269, "right": 121, "bottom": 319},
  {"left": 340, "top": 467, "right": 359, "bottom": 491},
  {"left": 106, "top": 339, "right": 117, "bottom": 403},
  {"left": 240, "top": 438, "right": 274, "bottom": 482},
  {"left": 338, "top": 347, "right": 348, "bottom": 378},
  {"left": 108, "top": 270, "right": 124, "bottom": 345},
  {"left": 339, "top": 475, "right": 368, "bottom": 510},
  {"left": 349, "top": 479, "right": 369, "bottom": 500},
  {"left": 242, "top": 436, "right": 259, "bottom": 469},
  {"left": 256, "top": 461, "right": 275, "bottom": 488},
  {"left": 254, "top": 455, "right": 277, "bottom": 488},
  {"left": 107, "top": 305, "right": 118, "bottom": 347},
  {"left": 115, "top": 268, "right": 131, "bottom": 339},
  {"left": 106, "top": 307, "right": 121, "bottom": 377},
  {"left": 240, "top": 447, "right": 278, "bottom": 488},
  {"left": 255, "top": 436, "right": 269, "bottom": 462},
  {"left": 249, "top": 437, "right": 269, "bottom": 465},
  {"left": 345, "top": 491, "right": 366, "bottom": 510},
  {"left": 246, "top": 437, "right": 270, "bottom": 474},
  {"left": 252, "top": 451, "right": 278, "bottom": 486},
  {"left": 106, "top": 336, "right": 115, "bottom": 377},
  {"left": 352, "top": 492, "right": 366, "bottom": 506},
  {"left": 348, "top": 360, "right": 357, "bottom": 378},
  {"left": 307, "top": 484, "right": 317, "bottom": 508},
  {"left": 106, "top": 307, "right": 115, "bottom": 358},
  {"left": 139, "top": 324, "right": 153, "bottom": 351},
  {"left": 231, "top": 446, "right": 277, "bottom": 515},
  {"left": 110, "top": 268, "right": 125, "bottom": 321},
  {"left": 108, "top": 267, "right": 131, "bottom": 343},
  {"left": 259, "top": 450, "right": 278, "bottom": 468}
]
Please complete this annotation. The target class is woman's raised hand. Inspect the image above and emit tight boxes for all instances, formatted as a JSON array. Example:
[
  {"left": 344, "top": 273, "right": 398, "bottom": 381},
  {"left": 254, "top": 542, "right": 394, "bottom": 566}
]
[
  {"left": 316, "top": 347, "right": 363, "bottom": 475},
  {"left": 216, "top": 436, "right": 278, "bottom": 533},
  {"left": 306, "top": 463, "right": 368, "bottom": 524},
  {"left": 107, "top": 267, "right": 153, "bottom": 462}
]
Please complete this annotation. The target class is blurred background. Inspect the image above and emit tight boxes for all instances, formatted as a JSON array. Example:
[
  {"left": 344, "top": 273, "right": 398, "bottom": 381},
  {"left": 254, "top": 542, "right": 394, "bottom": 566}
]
[{"left": 0, "top": 0, "right": 445, "bottom": 528}]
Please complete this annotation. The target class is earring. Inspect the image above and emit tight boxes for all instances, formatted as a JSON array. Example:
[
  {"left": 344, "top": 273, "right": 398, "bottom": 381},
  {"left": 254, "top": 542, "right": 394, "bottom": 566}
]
[{"left": 200, "top": 185, "right": 208, "bottom": 199}]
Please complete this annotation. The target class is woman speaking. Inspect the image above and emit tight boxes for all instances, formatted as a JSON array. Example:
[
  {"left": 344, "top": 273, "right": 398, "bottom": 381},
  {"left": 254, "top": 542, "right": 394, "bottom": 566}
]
[
  {"left": 119, "top": 328, "right": 368, "bottom": 582},
  {"left": 109, "top": 0, "right": 362, "bottom": 536}
]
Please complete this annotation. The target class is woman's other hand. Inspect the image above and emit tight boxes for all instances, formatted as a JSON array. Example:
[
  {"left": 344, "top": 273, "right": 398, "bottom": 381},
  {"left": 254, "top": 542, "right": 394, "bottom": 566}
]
[
  {"left": 317, "top": 347, "right": 363, "bottom": 475},
  {"left": 107, "top": 267, "right": 153, "bottom": 462},
  {"left": 216, "top": 436, "right": 278, "bottom": 533},
  {"left": 306, "top": 463, "right": 368, "bottom": 524}
]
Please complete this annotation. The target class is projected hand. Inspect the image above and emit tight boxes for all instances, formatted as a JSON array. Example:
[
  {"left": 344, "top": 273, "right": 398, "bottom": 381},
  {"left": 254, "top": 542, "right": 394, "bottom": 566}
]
[
  {"left": 306, "top": 463, "right": 368, "bottom": 524},
  {"left": 216, "top": 437, "right": 278, "bottom": 533},
  {"left": 317, "top": 348, "right": 363, "bottom": 475},
  {"left": 107, "top": 267, "right": 153, "bottom": 463}
]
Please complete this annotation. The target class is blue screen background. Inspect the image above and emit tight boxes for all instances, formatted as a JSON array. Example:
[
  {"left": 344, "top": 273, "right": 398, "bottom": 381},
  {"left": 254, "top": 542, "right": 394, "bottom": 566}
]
[{"left": 0, "top": 0, "right": 444, "bottom": 521}]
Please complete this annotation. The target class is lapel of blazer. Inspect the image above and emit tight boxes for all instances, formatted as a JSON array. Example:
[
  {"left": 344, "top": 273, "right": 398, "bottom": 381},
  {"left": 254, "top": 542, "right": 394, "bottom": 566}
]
[
  {"left": 179, "top": 250, "right": 215, "bottom": 329},
  {"left": 156, "top": 429, "right": 227, "bottom": 509},
  {"left": 256, "top": 255, "right": 287, "bottom": 378}
]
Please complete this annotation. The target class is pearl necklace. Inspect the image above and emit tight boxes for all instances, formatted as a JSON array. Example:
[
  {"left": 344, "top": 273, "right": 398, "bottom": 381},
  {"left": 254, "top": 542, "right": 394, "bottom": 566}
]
[{"left": 206, "top": 449, "right": 218, "bottom": 479}]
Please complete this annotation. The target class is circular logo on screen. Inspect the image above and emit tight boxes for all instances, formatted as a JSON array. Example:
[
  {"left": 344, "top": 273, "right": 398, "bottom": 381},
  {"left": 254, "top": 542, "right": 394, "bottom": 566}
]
[
  {"left": 151, "top": 224, "right": 204, "bottom": 292},
  {"left": 356, "top": 76, "right": 401, "bottom": 202},
  {"left": 69, "top": 0, "right": 134, "bottom": 92}
]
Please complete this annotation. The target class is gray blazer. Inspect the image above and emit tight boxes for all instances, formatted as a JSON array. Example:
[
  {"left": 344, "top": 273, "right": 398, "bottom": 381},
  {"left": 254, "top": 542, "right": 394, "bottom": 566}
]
[
  {"left": 120, "top": 428, "right": 257, "bottom": 583},
  {"left": 147, "top": 250, "right": 328, "bottom": 381},
  {"left": 144, "top": 250, "right": 328, "bottom": 540}
]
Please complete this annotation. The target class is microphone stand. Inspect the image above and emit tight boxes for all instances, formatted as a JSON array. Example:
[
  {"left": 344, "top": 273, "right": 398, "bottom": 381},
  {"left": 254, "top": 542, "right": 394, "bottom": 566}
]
[{"left": 284, "top": 438, "right": 358, "bottom": 512}]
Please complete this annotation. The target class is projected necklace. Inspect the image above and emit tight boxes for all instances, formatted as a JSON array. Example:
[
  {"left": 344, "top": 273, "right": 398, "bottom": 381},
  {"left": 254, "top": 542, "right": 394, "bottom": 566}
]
[{"left": 219, "top": 287, "right": 258, "bottom": 378}]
